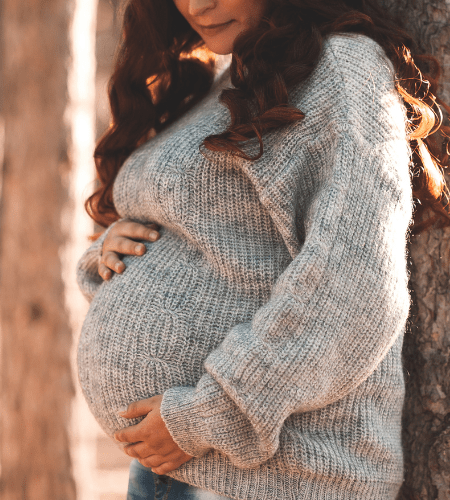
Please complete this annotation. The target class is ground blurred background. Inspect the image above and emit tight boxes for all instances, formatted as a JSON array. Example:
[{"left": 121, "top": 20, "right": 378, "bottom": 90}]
[{"left": 0, "top": 0, "right": 449, "bottom": 499}]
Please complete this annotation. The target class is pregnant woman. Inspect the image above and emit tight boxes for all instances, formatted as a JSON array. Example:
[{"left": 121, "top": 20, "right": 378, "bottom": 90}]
[{"left": 76, "top": 0, "right": 449, "bottom": 498}]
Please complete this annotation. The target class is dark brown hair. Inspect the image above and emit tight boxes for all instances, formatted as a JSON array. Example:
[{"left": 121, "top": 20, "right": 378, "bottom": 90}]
[{"left": 87, "top": 0, "right": 450, "bottom": 232}]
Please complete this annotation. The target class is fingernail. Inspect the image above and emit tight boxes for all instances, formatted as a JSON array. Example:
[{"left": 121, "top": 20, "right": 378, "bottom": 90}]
[
  {"left": 117, "top": 406, "right": 128, "bottom": 415},
  {"left": 115, "top": 263, "right": 123, "bottom": 272},
  {"left": 135, "top": 244, "right": 145, "bottom": 254},
  {"left": 149, "top": 231, "right": 158, "bottom": 241}
]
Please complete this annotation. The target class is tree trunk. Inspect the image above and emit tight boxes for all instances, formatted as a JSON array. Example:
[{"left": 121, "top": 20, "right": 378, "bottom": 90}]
[
  {"left": 375, "top": 0, "right": 450, "bottom": 498},
  {"left": 404, "top": 229, "right": 450, "bottom": 500},
  {"left": 0, "top": 0, "right": 76, "bottom": 498}
]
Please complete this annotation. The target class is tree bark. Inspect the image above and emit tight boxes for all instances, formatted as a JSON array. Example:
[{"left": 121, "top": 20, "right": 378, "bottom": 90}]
[
  {"left": 0, "top": 0, "right": 76, "bottom": 498},
  {"left": 375, "top": 0, "right": 450, "bottom": 498},
  {"left": 404, "top": 229, "right": 450, "bottom": 500}
]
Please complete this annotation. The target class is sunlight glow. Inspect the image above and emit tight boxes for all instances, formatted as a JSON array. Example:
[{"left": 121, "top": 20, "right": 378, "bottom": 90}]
[{"left": 64, "top": 0, "right": 99, "bottom": 499}]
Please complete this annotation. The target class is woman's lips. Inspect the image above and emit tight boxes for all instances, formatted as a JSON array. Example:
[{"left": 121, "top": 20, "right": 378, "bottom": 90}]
[{"left": 197, "top": 19, "right": 235, "bottom": 35}]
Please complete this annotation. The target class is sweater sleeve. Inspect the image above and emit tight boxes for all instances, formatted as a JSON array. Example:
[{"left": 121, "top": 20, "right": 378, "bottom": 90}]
[{"left": 160, "top": 125, "right": 412, "bottom": 468}]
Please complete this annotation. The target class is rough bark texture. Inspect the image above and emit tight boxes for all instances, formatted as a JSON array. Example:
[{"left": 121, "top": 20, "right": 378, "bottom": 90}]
[
  {"left": 404, "top": 227, "right": 450, "bottom": 500},
  {"left": 374, "top": 0, "right": 450, "bottom": 498},
  {"left": 0, "top": 0, "right": 76, "bottom": 498},
  {"left": 377, "top": 0, "right": 450, "bottom": 104}
]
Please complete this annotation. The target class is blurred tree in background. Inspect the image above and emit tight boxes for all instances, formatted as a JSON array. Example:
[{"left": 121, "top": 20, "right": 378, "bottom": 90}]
[
  {"left": 0, "top": 0, "right": 77, "bottom": 498},
  {"left": 0, "top": 0, "right": 449, "bottom": 499}
]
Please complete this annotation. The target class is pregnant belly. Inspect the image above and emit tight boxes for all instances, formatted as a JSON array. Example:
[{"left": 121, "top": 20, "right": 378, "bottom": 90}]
[{"left": 77, "top": 239, "right": 262, "bottom": 437}]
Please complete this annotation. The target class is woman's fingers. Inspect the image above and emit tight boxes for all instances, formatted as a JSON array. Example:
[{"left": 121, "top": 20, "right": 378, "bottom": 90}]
[
  {"left": 140, "top": 455, "right": 165, "bottom": 468},
  {"left": 98, "top": 262, "right": 113, "bottom": 281},
  {"left": 99, "top": 239, "right": 144, "bottom": 278},
  {"left": 103, "top": 236, "right": 147, "bottom": 258},
  {"left": 112, "top": 220, "right": 161, "bottom": 243},
  {"left": 115, "top": 395, "right": 193, "bottom": 474},
  {"left": 101, "top": 250, "right": 126, "bottom": 274},
  {"left": 122, "top": 436, "right": 174, "bottom": 463},
  {"left": 150, "top": 461, "right": 179, "bottom": 475},
  {"left": 147, "top": 454, "right": 192, "bottom": 475},
  {"left": 118, "top": 396, "right": 161, "bottom": 419},
  {"left": 137, "top": 451, "right": 191, "bottom": 473},
  {"left": 124, "top": 441, "right": 155, "bottom": 460},
  {"left": 115, "top": 418, "right": 150, "bottom": 445},
  {"left": 98, "top": 221, "right": 161, "bottom": 280}
]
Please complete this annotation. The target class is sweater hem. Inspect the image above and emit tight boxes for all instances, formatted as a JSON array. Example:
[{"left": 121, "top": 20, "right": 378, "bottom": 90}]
[{"left": 167, "top": 453, "right": 402, "bottom": 500}]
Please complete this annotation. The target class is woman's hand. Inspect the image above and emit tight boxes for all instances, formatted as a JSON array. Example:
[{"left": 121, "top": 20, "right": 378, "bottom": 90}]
[
  {"left": 99, "top": 220, "right": 160, "bottom": 280},
  {"left": 114, "top": 396, "right": 193, "bottom": 475}
]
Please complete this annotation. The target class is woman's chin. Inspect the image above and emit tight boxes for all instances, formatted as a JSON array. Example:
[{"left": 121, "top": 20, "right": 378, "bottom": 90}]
[{"left": 202, "top": 34, "right": 237, "bottom": 56}]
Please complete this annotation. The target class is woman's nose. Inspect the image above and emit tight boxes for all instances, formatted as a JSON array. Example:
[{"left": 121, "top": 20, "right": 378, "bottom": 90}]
[{"left": 188, "top": 0, "right": 216, "bottom": 17}]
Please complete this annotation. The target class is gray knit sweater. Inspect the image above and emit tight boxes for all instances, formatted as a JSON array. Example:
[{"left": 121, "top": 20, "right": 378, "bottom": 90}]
[{"left": 77, "top": 34, "right": 411, "bottom": 499}]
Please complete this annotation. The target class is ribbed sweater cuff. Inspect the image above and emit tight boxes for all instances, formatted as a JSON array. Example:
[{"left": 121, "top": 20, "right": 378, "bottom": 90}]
[{"left": 160, "top": 386, "right": 212, "bottom": 458}]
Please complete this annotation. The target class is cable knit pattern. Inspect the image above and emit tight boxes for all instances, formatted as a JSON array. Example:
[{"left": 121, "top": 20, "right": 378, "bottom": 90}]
[{"left": 77, "top": 34, "right": 411, "bottom": 500}]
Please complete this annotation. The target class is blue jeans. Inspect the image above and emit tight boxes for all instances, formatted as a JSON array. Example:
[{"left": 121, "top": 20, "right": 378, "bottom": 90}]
[{"left": 127, "top": 460, "right": 232, "bottom": 500}]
